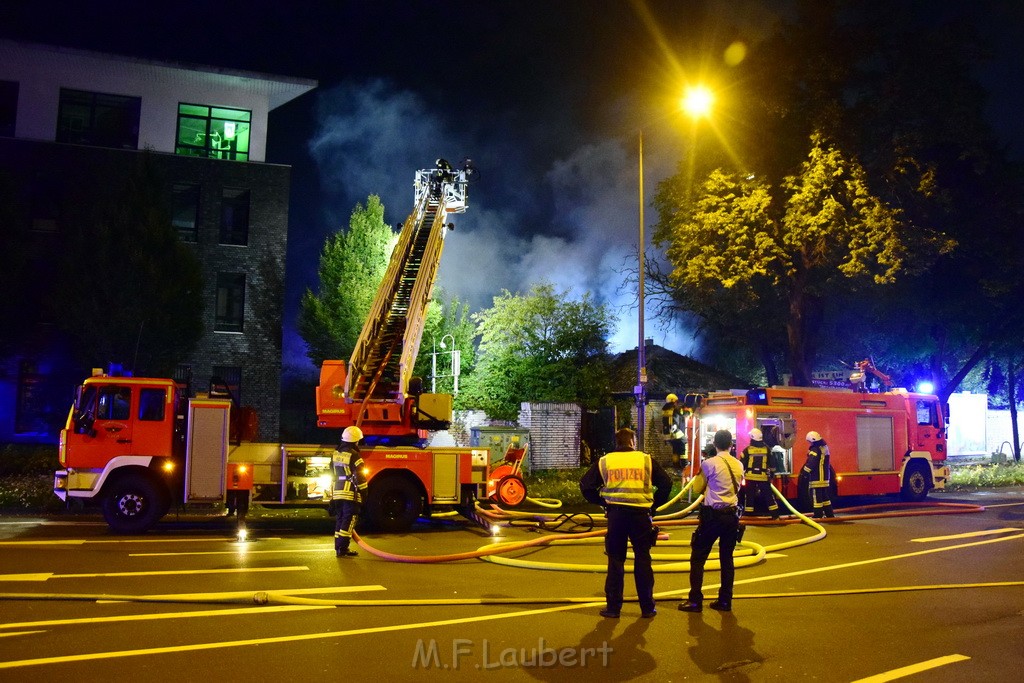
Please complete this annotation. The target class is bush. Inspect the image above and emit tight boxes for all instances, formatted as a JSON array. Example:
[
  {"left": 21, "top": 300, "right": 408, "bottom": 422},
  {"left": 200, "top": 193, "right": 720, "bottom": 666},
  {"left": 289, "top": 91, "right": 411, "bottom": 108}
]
[
  {"left": 0, "top": 444, "right": 60, "bottom": 476},
  {"left": 948, "top": 462, "right": 1024, "bottom": 490}
]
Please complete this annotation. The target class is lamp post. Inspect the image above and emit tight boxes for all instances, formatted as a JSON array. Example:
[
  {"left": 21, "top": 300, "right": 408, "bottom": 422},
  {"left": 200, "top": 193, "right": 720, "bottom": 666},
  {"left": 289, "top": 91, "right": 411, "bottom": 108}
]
[
  {"left": 636, "top": 85, "right": 714, "bottom": 451},
  {"left": 431, "top": 333, "right": 457, "bottom": 394}
]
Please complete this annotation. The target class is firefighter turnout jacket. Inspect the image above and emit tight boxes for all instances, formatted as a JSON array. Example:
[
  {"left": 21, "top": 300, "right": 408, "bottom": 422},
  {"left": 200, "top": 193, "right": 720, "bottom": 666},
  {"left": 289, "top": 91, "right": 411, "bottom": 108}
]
[
  {"left": 802, "top": 441, "right": 831, "bottom": 489},
  {"left": 332, "top": 444, "right": 368, "bottom": 502},
  {"left": 741, "top": 443, "right": 772, "bottom": 482}
]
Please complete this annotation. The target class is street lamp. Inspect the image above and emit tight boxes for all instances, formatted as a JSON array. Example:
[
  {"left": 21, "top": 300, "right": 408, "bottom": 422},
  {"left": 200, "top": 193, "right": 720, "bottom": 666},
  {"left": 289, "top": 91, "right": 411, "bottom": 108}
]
[
  {"left": 431, "top": 333, "right": 459, "bottom": 394},
  {"left": 636, "top": 85, "right": 714, "bottom": 451}
]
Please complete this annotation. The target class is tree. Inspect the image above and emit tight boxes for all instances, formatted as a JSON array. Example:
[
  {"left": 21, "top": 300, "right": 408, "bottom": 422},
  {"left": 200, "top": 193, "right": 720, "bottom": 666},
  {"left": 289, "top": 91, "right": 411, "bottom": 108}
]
[
  {"left": 49, "top": 154, "right": 203, "bottom": 375},
  {"left": 298, "top": 195, "right": 395, "bottom": 368},
  {"left": 654, "top": 132, "right": 951, "bottom": 386},
  {"left": 460, "top": 283, "right": 614, "bottom": 420}
]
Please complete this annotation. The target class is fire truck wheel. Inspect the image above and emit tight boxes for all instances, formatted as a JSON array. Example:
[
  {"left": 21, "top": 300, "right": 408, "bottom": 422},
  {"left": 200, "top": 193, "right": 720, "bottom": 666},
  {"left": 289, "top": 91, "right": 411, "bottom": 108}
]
[
  {"left": 495, "top": 475, "right": 527, "bottom": 508},
  {"left": 900, "top": 462, "right": 930, "bottom": 502},
  {"left": 102, "top": 472, "right": 168, "bottom": 534},
  {"left": 364, "top": 476, "right": 424, "bottom": 533}
]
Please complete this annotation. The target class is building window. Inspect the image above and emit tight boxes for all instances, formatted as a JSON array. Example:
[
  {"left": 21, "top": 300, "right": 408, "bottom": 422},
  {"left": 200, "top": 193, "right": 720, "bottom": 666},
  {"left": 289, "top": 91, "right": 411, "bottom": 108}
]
[
  {"left": 215, "top": 272, "right": 246, "bottom": 332},
  {"left": 56, "top": 88, "right": 141, "bottom": 149},
  {"left": 172, "top": 183, "right": 201, "bottom": 242},
  {"left": 0, "top": 80, "right": 17, "bottom": 137},
  {"left": 220, "top": 188, "right": 250, "bottom": 245},
  {"left": 176, "top": 103, "right": 251, "bottom": 161},
  {"left": 211, "top": 366, "right": 242, "bottom": 405}
]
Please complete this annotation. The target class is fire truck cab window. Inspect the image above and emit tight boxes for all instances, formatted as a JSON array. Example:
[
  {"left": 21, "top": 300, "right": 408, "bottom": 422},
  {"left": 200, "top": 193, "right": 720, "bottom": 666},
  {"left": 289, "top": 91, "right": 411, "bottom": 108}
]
[
  {"left": 138, "top": 388, "right": 165, "bottom": 421},
  {"left": 98, "top": 386, "right": 131, "bottom": 421},
  {"left": 916, "top": 400, "right": 936, "bottom": 426}
]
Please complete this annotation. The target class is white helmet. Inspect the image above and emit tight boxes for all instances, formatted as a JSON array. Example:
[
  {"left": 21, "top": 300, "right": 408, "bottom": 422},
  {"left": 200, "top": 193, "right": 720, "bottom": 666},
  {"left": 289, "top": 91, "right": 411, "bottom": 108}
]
[
  {"left": 806, "top": 430, "right": 822, "bottom": 443},
  {"left": 749, "top": 428, "right": 763, "bottom": 441},
  {"left": 341, "top": 426, "right": 364, "bottom": 443}
]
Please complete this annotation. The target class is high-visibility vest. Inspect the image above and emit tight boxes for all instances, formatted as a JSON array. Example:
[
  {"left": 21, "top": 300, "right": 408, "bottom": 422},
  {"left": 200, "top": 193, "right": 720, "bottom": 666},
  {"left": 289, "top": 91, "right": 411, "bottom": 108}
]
[
  {"left": 599, "top": 450, "right": 654, "bottom": 508},
  {"left": 743, "top": 445, "right": 771, "bottom": 481}
]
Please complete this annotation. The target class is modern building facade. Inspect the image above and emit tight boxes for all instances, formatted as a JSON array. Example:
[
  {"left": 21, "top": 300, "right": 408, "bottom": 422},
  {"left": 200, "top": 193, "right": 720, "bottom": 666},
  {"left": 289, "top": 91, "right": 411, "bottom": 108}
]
[{"left": 0, "top": 39, "right": 316, "bottom": 443}]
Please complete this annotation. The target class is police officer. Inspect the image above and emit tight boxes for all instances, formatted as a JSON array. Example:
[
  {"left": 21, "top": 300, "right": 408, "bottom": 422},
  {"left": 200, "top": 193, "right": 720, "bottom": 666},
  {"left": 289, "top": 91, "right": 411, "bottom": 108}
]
[
  {"left": 333, "top": 426, "right": 368, "bottom": 557},
  {"left": 679, "top": 429, "right": 745, "bottom": 613},
  {"left": 802, "top": 431, "right": 835, "bottom": 518},
  {"left": 661, "top": 393, "right": 688, "bottom": 470},
  {"left": 580, "top": 427, "right": 672, "bottom": 619},
  {"left": 741, "top": 428, "right": 780, "bottom": 519}
]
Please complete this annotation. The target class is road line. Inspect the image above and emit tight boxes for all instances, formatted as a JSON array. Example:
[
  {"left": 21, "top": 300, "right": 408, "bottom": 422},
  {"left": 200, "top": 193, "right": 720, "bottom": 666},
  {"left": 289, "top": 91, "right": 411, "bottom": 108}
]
[
  {"left": 113, "top": 584, "right": 387, "bottom": 602},
  {"left": 0, "top": 537, "right": 280, "bottom": 546},
  {"left": 0, "top": 605, "right": 331, "bottom": 630},
  {"left": 3, "top": 565, "right": 307, "bottom": 581},
  {"left": 0, "top": 602, "right": 594, "bottom": 669},
  {"left": 0, "top": 630, "right": 46, "bottom": 638},
  {"left": 130, "top": 547, "right": 326, "bottom": 557},
  {"left": 911, "top": 528, "right": 1020, "bottom": 542},
  {"left": 851, "top": 654, "right": 970, "bottom": 682}
]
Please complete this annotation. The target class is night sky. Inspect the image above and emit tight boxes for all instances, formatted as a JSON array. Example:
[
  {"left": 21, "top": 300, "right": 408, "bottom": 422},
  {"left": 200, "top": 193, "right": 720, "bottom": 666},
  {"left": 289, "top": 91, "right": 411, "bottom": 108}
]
[{"left": 3, "top": 0, "right": 1022, "bottom": 374}]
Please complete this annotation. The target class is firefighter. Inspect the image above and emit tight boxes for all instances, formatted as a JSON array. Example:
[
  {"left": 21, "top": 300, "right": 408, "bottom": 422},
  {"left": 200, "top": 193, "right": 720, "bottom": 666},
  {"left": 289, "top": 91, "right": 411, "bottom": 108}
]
[
  {"left": 580, "top": 427, "right": 672, "bottom": 619},
  {"left": 679, "top": 428, "right": 745, "bottom": 613},
  {"left": 802, "top": 431, "right": 835, "bottom": 518},
  {"left": 741, "top": 428, "right": 780, "bottom": 519},
  {"left": 333, "top": 426, "right": 368, "bottom": 557},
  {"left": 661, "top": 393, "right": 688, "bottom": 471}
]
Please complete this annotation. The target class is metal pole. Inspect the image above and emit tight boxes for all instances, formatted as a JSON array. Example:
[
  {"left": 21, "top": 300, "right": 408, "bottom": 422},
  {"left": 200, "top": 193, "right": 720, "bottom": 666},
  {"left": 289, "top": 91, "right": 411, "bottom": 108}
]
[
  {"left": 431, "top": 338, "right": 437, "bottom": 393},
  {"left": 637, "top": 130, "right": 647, "bottom": 450}
]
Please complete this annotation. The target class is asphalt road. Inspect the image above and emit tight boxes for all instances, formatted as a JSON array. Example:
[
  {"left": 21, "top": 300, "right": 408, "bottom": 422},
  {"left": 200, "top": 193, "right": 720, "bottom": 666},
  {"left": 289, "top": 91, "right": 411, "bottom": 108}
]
[{"left": 1, "top": 489, "right": 1022, "bottom": 682}]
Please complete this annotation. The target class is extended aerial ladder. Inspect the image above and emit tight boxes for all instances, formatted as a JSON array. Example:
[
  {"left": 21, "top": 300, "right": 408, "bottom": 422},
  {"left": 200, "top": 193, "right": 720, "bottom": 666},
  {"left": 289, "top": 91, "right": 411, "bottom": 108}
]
[{"left": 316, "top": 160, "right": 472, "bottom": 442}]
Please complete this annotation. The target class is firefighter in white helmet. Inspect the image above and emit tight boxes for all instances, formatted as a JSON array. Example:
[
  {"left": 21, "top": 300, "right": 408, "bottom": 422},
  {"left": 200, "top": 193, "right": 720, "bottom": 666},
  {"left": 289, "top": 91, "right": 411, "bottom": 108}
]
[
  {"left": 332, "top": 426, "right": 368, "bottom": 557},
  {"left": 741, "top": 428, "right": 780, "bottom": 519},
  {"left": 801, "top": 431, "right": 835, "bottom": 518},
  {"left": 661, "top": 393, "right": 688, "bottom": 471}
]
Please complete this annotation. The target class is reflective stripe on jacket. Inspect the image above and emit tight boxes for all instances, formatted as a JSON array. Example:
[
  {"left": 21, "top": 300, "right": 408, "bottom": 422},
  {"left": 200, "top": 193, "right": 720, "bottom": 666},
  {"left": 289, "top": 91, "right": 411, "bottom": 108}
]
[{"left": 599, "top": 450, "right": 654, "bottom": 508}]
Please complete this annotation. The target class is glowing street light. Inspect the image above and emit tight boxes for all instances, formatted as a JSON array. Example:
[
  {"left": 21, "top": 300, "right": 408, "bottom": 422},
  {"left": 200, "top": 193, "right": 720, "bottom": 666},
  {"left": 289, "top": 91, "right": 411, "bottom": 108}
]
[
  {"left": 636, "top": 85, "right": 714, "bottom": 450},
  {"left": 681, "top": 85, "right": 714, "bottom": 119}
]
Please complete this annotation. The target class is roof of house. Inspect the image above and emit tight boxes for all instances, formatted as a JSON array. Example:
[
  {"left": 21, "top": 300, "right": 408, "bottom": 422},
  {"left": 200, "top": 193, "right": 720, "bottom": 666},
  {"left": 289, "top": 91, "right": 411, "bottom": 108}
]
[{"left": 609, "top": 342, "right": 752, "bottom": 400}]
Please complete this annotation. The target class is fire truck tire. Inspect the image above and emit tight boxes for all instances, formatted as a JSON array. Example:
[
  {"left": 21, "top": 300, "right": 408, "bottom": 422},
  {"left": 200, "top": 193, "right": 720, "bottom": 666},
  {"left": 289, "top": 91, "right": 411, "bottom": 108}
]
[
  {"left": 364, "top": 476, "right": 424, "bottom": 533},
  {"left": 102, "top": 472, "right": 169, "bottom": 534},
  {"left": 495, "top": 475, "right": 527, "bottom": 508},
  {"left": 900, "top": 462, "right": 930, "bottom": 502}
]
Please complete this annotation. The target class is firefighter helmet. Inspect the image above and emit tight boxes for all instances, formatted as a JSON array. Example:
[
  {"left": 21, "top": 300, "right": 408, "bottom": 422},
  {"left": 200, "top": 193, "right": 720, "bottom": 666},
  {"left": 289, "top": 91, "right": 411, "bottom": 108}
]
[
  {"left": 749, "top": 428, "right": 763, "bottom": 441},
  {"left": 666, "top": 393, "right": 678, "bottom": 403},
  {"left": 806, "top": 430, "right": 822, "bottom": 443},
  {"left": 341, "top": 426, "right": 364, "bottom": 444}
]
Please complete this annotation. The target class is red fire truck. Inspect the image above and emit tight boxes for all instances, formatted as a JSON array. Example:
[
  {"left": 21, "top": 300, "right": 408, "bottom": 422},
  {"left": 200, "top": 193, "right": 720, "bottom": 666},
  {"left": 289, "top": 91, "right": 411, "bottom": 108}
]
[
  {"left": 54, "top": 161, "right": 517, "bottom": 533},
  {"left": 688, "top": 382, "right": 950, "bottom": 503}
]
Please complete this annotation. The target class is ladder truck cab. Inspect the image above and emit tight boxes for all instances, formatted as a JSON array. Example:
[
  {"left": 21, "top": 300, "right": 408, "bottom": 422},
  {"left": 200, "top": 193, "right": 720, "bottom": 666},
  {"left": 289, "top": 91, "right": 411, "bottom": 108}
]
[
  {"left": 689, "top": 381, "right": 950, "bottom": 504},
  {"left": 54, "top": 160, "right": 506, "bottom": 534}
]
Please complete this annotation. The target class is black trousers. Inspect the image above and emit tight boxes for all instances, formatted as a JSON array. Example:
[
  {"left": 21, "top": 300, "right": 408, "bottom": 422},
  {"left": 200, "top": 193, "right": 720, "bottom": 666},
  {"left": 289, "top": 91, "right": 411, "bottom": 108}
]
[
  {"left": 334, "top": 500, "right": 360, "bottom": 552},
  {"left": 604, "top": 505, "right": 655, "bottom": 614},
  {"left": 688, "top": 506, "right": 740, "bottom": 603}
]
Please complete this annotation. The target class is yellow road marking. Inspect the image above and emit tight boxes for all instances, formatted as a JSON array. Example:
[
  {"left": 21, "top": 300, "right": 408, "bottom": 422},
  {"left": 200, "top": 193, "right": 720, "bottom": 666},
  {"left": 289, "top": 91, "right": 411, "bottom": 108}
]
[
  {"left": 0, "top": 631, "right": 45, "bottom": 638},
  {"left": 851, "top": 654, "right": 970, "bottom": 682},
  {"left": 131, "top": 547, "right": 327, "bottom": 557},
  {"left": 0, "top": 537, "right": 280, "bottom": 546},
  {"left": 0, "top": 603, "right": 593, "bottom": 669},
  {"left": 0, "top": 605, "right": 330, "bottom": 630},
  {"left": 0, "top": 566, "right": 308, "bottom": 582},
  {"left": 121, "top": 584, "right": 386, "bottom": 602},
  {"left": 911, "top": 528, "right": 1020, "bottom": 542}
]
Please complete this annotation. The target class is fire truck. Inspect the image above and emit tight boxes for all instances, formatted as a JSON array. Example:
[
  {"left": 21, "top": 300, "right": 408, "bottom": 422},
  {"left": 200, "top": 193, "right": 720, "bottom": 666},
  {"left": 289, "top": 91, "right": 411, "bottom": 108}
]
[
  {"left": 54, "top": 160, "right": 516, "bottom": 534},
  {"left": 688, "top": 378, "right": 950, "bottom": 504}
]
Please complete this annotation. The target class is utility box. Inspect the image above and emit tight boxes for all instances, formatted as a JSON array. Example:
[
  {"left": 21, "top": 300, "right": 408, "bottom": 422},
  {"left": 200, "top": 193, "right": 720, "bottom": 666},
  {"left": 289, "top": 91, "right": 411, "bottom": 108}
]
[{"left": 470, "top": 426, "right": 531, "bottom": 472}]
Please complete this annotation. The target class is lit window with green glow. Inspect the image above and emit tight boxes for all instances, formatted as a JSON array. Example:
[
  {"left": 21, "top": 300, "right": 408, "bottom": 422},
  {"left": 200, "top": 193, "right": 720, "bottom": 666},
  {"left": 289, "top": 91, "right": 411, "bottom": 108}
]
[{"left": 176, "top": 103, "right": 251, "bottom": 161}]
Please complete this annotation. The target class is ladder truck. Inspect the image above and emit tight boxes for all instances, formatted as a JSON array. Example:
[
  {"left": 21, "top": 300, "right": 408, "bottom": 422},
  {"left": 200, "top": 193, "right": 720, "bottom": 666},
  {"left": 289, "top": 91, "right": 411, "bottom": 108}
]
[{"left": 54, "top": 160, "right": 521, "bottom": 534}]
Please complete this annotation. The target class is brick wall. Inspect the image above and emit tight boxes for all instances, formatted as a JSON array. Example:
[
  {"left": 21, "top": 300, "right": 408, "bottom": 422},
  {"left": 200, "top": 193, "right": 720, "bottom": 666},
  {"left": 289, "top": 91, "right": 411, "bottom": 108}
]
[{"left": 518, "top": 402, "right": 581, "bottom": 470}]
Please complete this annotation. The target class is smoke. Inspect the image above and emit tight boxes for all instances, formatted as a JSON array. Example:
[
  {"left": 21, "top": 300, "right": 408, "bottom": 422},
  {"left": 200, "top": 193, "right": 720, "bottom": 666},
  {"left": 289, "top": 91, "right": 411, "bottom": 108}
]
[{"left": 298, "top": 78, "right": 697, "bottom": 368}]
